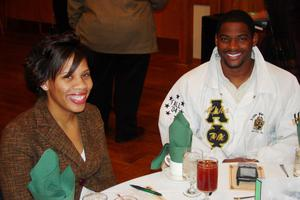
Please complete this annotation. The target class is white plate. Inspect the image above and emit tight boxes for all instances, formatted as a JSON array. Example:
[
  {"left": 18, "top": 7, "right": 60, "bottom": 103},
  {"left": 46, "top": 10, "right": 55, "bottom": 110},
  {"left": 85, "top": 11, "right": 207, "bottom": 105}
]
[{"left": 163, "top": 167, "right": 185, "bottom": 181}]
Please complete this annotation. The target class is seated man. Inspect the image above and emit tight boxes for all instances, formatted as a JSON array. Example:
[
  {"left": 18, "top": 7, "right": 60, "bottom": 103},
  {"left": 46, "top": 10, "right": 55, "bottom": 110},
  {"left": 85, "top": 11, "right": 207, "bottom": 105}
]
[{"left": 158, "top": 10, "right": 300, "bottom": 163}]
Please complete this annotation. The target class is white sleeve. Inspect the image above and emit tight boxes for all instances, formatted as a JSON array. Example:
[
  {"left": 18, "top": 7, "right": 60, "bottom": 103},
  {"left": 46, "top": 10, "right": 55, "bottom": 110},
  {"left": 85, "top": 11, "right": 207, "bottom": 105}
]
[
  {"left": 158, "top": 64, "right": 228, "bottom": 163},
  {"left": 158, "top": 77, "right": 188, "bottom": 145},
  {"left": 257, "top": 78, "right": 300, "bottom": 164}
]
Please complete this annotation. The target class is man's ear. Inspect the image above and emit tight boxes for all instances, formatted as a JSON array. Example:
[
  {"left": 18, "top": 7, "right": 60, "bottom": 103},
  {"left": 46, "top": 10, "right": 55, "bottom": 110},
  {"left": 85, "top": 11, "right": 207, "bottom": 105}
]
[
  {"left": 40, "top": 81, "right": 49, "bottom": 91},
  {"left": 252, "top": 32, "right": 258, "bottom": 46}
]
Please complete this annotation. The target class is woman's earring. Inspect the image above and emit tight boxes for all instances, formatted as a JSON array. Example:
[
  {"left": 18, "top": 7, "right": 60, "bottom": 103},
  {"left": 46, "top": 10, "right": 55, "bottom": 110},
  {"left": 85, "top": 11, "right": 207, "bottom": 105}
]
[{"left": 41, "top": 85, "right": 48, "bottom": 91}]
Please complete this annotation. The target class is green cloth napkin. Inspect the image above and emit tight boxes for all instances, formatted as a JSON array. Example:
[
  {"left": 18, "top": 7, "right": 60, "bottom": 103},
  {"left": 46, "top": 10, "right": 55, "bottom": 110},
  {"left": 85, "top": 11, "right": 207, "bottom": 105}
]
[
  {"left": 28, "top": 148, "right": 75, "bottom": 200},
  {"left": 151, "top": 111, "right": 193, "bottom": 169}
]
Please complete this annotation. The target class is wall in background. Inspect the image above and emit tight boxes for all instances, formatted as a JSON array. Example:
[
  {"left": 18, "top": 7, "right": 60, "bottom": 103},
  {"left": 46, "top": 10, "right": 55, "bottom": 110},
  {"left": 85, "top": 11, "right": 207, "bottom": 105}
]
[
  {"left": 3, "top": 0, "right": 265, "bottom": 64},
  {"left": 193, "top": 5, "right": 210, "bottom": 59}
]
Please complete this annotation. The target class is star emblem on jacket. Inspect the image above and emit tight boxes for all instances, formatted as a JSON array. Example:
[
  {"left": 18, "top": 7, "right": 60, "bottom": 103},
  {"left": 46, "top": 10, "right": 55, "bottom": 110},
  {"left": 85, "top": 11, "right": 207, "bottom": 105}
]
[{"left": 164, "top": 94, "right": 184, "bottom": 116}]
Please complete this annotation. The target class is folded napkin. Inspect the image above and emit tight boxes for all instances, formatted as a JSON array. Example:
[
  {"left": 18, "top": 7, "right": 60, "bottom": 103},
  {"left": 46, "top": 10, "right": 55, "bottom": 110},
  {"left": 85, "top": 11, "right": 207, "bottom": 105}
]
[
  {"left": 151, "top": 111, "right": 193, "bottom": 169},
  {"left": 28, "top": 148, "right": 75, "bottom": 200}
]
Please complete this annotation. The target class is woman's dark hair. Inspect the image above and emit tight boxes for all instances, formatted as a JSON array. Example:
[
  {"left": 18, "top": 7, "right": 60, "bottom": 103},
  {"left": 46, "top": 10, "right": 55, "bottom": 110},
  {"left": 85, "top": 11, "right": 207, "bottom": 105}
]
[
  {"left": 24, "top": 32, "right": 86, "bottom": 96},
  {"left": 216, "top": 10, "right": 255, "bottom": 37}
]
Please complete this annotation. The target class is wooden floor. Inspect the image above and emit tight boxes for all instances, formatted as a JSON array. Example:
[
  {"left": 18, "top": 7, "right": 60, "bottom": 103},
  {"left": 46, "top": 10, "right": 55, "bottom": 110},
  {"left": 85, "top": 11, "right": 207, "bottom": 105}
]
[{"left": 0, "top": 29, "right": 199, "bottom": 183}]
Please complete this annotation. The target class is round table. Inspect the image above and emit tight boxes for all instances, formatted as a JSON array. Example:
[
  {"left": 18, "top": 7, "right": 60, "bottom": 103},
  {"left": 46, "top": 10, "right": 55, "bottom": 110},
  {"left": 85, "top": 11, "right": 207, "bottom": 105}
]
[{"left": 101, "top": 163, "right": 293, "bottom": 200}]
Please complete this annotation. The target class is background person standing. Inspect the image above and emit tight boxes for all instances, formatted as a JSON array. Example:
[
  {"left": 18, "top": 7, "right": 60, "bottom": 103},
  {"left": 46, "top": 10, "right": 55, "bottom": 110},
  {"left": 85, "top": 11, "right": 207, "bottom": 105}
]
[
  {"left": 52, "top": 0, "right": 71, "bottom": 33},
  {"left": 255, "top": 0, "right": 300, "bottom": 81},
  {"left": 68, "top": 0, "right": 169, "bottom": 143}
]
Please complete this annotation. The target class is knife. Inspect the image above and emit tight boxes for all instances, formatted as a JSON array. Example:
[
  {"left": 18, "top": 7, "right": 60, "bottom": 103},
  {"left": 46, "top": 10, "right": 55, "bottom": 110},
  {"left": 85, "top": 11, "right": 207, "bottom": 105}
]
[{"left": 130, "top": 184, "right": 162, "bottom": 196}]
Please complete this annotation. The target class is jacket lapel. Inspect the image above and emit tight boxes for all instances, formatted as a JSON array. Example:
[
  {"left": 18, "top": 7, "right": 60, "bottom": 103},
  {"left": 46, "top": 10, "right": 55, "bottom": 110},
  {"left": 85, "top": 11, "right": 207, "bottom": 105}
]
[
  {"left": 35, "top": 98, "right": 102, "bottom": 178},
  {"left": 77, "top": 111, "right": 102, "bottom": 178},
  {"left": 35, "top": 98, "right": 84, "bottom": 166}
]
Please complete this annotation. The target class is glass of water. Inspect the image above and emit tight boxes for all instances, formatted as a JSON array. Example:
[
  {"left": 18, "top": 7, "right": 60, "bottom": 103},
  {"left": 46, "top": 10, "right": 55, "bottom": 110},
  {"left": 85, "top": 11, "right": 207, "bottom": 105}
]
[{"left": 182, "top": 149, "right": 202, "bottom": 197}]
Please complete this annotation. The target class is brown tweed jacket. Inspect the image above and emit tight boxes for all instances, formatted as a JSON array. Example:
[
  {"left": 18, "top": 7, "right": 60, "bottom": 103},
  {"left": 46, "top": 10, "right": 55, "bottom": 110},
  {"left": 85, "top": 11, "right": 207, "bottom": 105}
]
[{"left": 0, "top": 98, "right": 116, "bottom": 200}]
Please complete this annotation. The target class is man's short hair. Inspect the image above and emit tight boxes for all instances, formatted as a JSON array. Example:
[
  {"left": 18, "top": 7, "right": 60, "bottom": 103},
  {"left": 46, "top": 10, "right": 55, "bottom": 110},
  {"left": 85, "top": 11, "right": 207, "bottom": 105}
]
[{"left": 216, "top": 10, "right": 255, "bottom": 36}]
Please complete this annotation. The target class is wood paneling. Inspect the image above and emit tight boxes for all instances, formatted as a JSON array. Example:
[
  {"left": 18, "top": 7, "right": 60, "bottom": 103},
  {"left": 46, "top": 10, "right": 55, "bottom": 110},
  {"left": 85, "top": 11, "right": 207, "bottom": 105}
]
[
  {"left": 153, "top": 0, "right": 265, "bottom": 64},
  {"left": 220, "top": 0, "right": 265, "bottom": 13},
  {"left": 5, "top": 0, "right": 54, "bottom": 23},
  {"left": 39, "top": 0, "right": 54, "bottom": 23},
  {"left": 154, "top": 0, "right": 181, "bottom": 40},
  {"left": 6, "top": 0, "right": 39, "bottom": 22},
  {"left": 192, "top": 0, "right": 221, "bottom": 15},
  {"left": 3, "top": 0, "right": 265, "bottom": 64},
  {"left": 154, "top": 0, "right": 191, "bottom": 63},
  {"left": 154, "top": 0, "right": 217, "bottom": 64}
]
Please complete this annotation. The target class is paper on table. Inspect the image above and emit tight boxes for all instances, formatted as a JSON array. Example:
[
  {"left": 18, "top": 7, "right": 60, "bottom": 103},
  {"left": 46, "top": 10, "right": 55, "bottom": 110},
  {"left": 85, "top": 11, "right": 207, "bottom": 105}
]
[{"left": 118, "top": 187, "right": 166, "bottom": 200}]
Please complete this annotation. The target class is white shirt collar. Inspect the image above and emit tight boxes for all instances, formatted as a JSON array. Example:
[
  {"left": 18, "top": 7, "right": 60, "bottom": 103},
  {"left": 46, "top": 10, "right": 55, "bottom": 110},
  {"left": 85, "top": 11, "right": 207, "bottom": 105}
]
[{"left": 205, "top": 46, "right": 276, "bottom": 95}]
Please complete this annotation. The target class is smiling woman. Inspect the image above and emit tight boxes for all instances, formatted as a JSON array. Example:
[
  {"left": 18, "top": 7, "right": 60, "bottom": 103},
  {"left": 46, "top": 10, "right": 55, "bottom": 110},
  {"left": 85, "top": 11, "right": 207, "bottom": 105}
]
[
  {"left": 0, "top": 33, "right": 116, "bottom": 200},
  {"left": 42, "top": 56, "right": 93, "bottom": 121}
]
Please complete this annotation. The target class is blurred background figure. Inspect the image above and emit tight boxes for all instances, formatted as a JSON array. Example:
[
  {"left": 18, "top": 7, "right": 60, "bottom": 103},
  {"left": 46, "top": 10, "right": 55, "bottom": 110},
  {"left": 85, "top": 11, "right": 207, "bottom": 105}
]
[
  {"left": 255, "top": 0, "right": 300, "bottom": 81},
  {"left": 68, "top": 0, "right": 169, "bottom": 143}
]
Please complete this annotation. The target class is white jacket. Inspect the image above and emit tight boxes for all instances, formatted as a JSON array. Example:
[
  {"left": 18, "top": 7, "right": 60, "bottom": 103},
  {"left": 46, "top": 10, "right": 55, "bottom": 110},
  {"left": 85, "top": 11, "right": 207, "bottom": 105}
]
[{"left": 159, "top": 47, "right": 300, "bottom": 164}]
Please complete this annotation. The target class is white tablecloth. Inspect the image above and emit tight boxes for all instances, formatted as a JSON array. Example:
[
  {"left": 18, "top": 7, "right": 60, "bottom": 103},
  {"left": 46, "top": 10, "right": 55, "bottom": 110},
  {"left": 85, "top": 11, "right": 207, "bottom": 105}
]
[{"left": 101, "top": 163, "right": 294, "bottom": 200}]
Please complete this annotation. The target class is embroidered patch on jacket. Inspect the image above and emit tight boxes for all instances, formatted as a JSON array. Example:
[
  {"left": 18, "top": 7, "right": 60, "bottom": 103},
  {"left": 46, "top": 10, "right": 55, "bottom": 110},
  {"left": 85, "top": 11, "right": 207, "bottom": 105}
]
[
  {"left": 250, "top": 113, "right": 265, "bottom": 133},
  {"left": 164, "top": 94, "right": 184, "bottom": 116},
  {"left": 206, "top": 99, "right": 229, "bottom": 148},
  {"left": 207, "top": 124, "right": 229, "bottom": 148},
  {"left": 206, "top": 99, "right": 228, "bottom": 123}
]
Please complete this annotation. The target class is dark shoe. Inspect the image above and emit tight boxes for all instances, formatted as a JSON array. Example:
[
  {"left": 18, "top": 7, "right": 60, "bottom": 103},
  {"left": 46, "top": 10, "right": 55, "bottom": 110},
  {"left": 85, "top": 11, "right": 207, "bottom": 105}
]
[{"left": 115, "top": 127, "right": 144, "bottom": 143}]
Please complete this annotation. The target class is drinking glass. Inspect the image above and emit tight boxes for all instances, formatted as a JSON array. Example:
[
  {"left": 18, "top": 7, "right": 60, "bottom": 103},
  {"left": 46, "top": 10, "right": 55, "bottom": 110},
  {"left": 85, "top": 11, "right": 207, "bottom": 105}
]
[
  {"left": 197, "top": 157, "right": 218, "bottom": 200},
  {"left": 182, "top": 150, "right": 202, "bottom": 197}
]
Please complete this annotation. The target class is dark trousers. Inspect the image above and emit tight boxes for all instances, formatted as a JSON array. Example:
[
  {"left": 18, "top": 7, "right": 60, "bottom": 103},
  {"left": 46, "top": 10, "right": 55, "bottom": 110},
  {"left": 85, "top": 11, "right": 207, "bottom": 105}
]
[
  {"left": 52, "top": 0, "right": 71, "bottom": 33},
  {"left": 83, "top": 48, "right": 150, "bottom": 137}
]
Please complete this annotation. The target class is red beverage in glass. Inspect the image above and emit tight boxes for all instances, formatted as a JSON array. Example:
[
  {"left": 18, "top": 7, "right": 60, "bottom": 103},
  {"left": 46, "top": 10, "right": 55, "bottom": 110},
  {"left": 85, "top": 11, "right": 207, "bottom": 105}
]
[{"left": 197, "top": 159, "right": 218, "bottom": 193}]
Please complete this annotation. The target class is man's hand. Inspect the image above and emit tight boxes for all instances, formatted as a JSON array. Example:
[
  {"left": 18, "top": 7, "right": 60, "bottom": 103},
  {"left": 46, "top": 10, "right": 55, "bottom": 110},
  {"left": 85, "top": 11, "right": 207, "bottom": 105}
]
[{"left": 223, "top": 157, "right": 259, "bottom": 163}]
